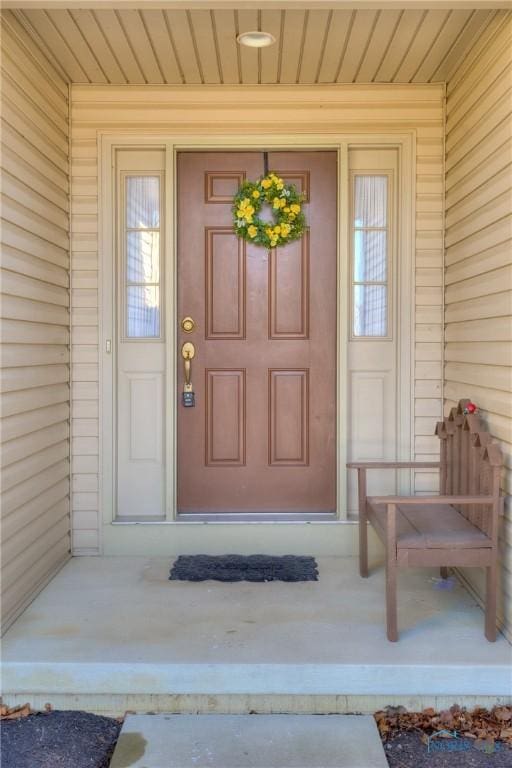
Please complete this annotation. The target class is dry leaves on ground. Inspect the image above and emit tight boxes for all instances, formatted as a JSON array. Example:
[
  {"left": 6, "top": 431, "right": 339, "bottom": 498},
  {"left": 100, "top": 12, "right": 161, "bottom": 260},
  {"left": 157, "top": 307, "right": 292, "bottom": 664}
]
[
  {"left": 0, "top": 702, "right": 126, "bottom": 725},
  {"left": 375, "top": 705, "right": 512, "bottom": 748},
  {"left": 0, "top": 702, "right": 53, "bottom": 720},
  {"left": 0, "top": 704, "right": 32, "bottom": 721}
]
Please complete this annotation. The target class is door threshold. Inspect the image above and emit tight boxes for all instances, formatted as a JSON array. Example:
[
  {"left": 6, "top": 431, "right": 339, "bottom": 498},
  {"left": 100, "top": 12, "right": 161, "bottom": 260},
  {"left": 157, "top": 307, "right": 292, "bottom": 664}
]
[{"left": 176, "top": 512, "right": 338, "bottom": 523}]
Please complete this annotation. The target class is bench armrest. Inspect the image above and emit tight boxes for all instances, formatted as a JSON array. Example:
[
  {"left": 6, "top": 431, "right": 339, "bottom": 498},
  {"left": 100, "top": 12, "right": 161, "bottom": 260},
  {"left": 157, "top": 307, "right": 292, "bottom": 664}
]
[
  {"left": 347, "top": 462, "right": 441, "bottom": 469},
  {"left": 369, "top": 495, "right": 498, "bottom": 506}
]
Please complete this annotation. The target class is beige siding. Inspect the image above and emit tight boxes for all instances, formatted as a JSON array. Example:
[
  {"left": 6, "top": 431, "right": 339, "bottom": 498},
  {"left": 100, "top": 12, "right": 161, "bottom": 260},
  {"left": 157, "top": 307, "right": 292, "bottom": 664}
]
[
  {"left": 70, "top": 83, "right": 444, "bottom": 553},
  {"left": 1, "top": 13, "right": 71, "bottom": 631},
  {"left": 445, "top": 12, "right": 512, "bottom": 640}
]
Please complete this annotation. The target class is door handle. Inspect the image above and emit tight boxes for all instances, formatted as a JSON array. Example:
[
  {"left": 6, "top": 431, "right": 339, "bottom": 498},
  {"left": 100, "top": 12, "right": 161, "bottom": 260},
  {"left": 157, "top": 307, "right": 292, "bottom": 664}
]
[{"left": 181, "top": 342, "right": 195, "bottom": 389}]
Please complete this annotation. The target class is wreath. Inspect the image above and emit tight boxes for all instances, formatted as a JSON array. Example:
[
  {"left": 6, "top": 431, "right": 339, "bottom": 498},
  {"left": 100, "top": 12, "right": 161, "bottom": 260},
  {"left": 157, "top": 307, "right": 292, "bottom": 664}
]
[{"left": 232, "top": 172, "right": 306, "bottom": 249}]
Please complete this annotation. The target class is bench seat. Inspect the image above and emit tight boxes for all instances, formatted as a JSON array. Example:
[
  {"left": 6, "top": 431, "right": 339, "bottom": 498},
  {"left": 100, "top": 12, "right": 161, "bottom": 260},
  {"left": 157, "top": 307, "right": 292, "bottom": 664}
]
[{"left": 367, "top": 500, "right": 492, "bottom": 550}]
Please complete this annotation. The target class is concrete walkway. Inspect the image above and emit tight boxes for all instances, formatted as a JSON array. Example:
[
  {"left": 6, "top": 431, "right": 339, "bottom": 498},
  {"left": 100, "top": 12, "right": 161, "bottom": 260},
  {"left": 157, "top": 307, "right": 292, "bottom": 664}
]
[{"left": 109, "top": 714, "right": 388, "bottom": 768}]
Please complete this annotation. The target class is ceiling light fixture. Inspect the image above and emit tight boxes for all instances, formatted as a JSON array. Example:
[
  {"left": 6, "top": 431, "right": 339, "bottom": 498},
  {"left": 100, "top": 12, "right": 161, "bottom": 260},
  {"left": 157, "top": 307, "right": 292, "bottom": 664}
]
[{"left": 237, "top": 31, "right": 276, "bottom": 48}]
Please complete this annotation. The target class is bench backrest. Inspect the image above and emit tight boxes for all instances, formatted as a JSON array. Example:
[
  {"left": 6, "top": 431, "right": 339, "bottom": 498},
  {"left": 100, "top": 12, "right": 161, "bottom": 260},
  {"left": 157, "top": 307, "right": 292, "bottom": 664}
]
[{"left": 435, "top": 399, "right": 503, "bottom": 537}]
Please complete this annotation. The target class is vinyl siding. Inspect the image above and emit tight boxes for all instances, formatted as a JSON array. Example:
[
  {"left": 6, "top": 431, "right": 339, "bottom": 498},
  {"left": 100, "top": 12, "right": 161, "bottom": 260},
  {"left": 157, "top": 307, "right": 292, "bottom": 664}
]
[
  {"left": 0, "top": 13, "right": 71, "bottom": 631},
  {"left": 445, "top": 12, "right": 512, "bottom": 640},
  {"left": 70, "top": 83, "right": 444, "bottom": 552}
]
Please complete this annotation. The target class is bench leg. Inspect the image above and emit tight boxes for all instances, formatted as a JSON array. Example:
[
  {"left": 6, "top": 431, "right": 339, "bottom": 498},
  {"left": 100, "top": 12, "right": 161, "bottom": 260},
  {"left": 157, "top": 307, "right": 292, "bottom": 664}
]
[
  {"left": 358, "top": 469, "right": 369, "bottom": 578},
  {"left": 385, "top": 551, "right": 398, "bottom": 642},
  {"left": 385, "top": 504, "right": 398, "bottom": 641},
  {"left": 485, "top": 562, "right": 498, "bottom": 642},
  {"left": 359, "top": 510, "right": 369, "bottom": 578},
  {"left": 440, "top": 566, "right": 449, "bottom": 579}
]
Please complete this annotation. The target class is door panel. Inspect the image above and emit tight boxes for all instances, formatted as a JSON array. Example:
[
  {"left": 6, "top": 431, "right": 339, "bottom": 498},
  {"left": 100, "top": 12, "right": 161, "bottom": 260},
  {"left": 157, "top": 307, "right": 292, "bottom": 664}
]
[
  {"left": 206, "top": 369, "right": 246, "bottom": 466},
  {"left": 177, "top": 151, "right": 337, "bottom": 514},
  {"left": 205, "top": 228, "right": 245, "bottom": 339},
  {"left": 269, "top": 233, "right": 309, "bottom": 339},
  {"left": 269, "top": 369, "right": 309, "bottom": 466}
]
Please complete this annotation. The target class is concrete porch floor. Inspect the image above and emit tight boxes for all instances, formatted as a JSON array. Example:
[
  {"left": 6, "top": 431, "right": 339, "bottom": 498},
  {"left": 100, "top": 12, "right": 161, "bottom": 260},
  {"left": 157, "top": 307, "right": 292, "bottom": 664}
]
[{"left": 2, "top": 556, "right": 511, "bottom": 715}]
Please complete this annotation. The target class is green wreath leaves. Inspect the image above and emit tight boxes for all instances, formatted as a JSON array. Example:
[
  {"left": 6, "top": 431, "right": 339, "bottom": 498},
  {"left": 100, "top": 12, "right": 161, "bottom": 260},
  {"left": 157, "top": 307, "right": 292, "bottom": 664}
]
[{"left": 233, "top": 172, "right": 306, "bottom": 249}]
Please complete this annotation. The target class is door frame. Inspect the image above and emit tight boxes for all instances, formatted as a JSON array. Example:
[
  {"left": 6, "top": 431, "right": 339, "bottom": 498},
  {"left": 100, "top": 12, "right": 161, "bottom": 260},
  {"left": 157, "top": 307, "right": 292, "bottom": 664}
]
[{"left": 99, "top": 132, "right": 414, "bottom": 531}]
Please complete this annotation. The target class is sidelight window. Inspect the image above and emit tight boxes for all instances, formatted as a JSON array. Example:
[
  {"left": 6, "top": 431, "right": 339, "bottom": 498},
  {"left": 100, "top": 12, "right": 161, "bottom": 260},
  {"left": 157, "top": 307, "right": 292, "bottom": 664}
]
[
  {"left": 351, "top": 175, "right": 390, "bottom": 337},
  {"left": 123, "top": 175, "right": 162, "bottom": 338}
]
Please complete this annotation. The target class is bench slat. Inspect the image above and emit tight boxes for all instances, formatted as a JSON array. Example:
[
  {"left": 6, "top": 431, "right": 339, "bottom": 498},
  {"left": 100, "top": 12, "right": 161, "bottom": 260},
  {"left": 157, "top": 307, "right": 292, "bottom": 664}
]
[
  {"left": 368, "top": 501, "right": 491, "bottom": 549},
  {"left": 397, "top": 548, "right": 493, "bottom": 568}
]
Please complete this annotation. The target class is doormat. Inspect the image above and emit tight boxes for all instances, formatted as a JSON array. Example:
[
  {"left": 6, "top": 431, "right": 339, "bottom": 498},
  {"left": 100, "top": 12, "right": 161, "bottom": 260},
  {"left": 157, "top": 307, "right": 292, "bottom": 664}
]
[{"left": 169, "top": 555, "right": 318, "bottom": 582}]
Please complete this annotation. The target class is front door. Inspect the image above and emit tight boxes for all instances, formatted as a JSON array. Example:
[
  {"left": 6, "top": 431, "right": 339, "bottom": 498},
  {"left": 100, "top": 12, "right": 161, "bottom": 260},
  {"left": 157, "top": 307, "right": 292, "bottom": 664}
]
[{"left": 177, "top": 151, "right": 337, "bottom": 515}]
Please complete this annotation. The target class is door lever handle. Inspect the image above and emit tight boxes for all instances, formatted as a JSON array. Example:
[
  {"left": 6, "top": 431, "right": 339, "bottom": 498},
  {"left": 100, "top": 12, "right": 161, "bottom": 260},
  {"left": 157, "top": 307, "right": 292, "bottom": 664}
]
[{"left": 181, "top": 342, "right": 195, "bottom": 388}]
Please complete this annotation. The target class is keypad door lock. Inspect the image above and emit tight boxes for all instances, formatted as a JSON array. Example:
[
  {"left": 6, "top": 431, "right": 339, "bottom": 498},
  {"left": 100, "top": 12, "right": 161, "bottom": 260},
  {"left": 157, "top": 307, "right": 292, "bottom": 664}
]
[{"left": 182, "top": 388, "right": 195, "bottom": 407}]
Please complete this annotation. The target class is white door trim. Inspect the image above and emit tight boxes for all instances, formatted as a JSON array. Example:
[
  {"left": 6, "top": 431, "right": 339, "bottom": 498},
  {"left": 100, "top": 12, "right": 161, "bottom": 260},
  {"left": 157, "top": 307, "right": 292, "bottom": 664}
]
[{"left": 98, "top": 132, "right": 414, "bottom": 541}]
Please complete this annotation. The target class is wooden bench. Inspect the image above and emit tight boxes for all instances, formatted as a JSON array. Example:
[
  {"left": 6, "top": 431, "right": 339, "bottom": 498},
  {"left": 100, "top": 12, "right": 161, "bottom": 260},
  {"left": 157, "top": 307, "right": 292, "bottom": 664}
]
[{"left": 347, "top": 399, "right": 504, "bottom": 642}]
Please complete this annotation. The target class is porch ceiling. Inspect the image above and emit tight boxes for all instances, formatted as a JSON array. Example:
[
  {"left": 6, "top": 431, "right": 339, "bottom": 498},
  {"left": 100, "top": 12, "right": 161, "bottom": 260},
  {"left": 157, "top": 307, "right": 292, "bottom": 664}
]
[{"left": 5, "top": 6, "right": 499, "bottom": 85}]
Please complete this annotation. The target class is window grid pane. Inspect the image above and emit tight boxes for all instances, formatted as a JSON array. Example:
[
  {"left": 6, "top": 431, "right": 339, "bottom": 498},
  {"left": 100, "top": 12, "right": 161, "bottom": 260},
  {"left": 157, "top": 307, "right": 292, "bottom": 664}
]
[
  {"left": 127, "top": 231, "right": 160, "bottom": 283},
  {"left": 352, "top": 174, "right": 389, "bottom": 337},
  {"left": 353, "top": 229, "right": 387, "bottom": 283},
  {"left": 353, "top": 285, "right": 387, "bottom": 337},
  {"left": 127, "top": 286, "right": 160, "bottom": 338},
  {"left": 124, "top": 175, "right": 161, "bottom": 338},
  {"left": 126, "top": 176, "right": 160, "bottom": 228},
  {"left": 354, "top": 176, "right": 387, "bottom": 227}
]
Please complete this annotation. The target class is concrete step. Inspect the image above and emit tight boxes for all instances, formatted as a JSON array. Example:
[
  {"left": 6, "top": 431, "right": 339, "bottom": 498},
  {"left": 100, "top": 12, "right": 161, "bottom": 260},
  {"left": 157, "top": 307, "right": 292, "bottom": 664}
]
[
  {"left": 109, "top": 714, "right": 388, "bottom": 768},
  {"left": 4, "top": 558, "right": 510, "bottom": 717}
]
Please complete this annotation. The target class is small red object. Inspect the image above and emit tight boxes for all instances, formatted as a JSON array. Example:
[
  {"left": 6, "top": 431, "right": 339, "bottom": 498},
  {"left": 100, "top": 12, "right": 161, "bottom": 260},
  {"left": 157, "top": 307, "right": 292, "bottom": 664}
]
[{"left": 466, "top": 402, "right": 477, "bottom": 414}]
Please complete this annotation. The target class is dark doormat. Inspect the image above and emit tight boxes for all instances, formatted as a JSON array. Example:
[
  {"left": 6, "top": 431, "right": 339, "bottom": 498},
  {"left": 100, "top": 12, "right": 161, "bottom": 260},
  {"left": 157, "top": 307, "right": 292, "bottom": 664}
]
[{"left": 169, "top": 554, "right": 318, "bottom": 582}]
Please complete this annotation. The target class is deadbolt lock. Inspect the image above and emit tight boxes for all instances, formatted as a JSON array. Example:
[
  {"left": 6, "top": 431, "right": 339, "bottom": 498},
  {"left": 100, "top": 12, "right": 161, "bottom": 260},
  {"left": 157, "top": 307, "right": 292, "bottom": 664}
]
[{"left": 181, "top": 316, "right": 195, "bottom": 333}]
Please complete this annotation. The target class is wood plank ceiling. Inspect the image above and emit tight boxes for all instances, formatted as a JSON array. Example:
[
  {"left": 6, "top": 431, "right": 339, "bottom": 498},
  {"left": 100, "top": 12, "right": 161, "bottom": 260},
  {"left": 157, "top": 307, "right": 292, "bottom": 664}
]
[{"left": 7, "top": 7, "right": 498, "bottom": 85}]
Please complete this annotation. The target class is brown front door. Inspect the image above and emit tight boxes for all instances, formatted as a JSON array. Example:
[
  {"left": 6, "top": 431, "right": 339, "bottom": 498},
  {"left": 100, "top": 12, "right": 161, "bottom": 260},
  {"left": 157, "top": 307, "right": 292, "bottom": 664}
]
[{"left": 177, "top": 151, "right": 337, "bottom": 514}]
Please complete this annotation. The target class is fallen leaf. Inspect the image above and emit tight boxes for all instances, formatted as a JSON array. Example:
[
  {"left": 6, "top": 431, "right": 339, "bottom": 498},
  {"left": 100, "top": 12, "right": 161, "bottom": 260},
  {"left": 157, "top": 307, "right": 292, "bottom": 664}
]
[{"left": 1, "top": 704, "right": 31, "bottom": 720}]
